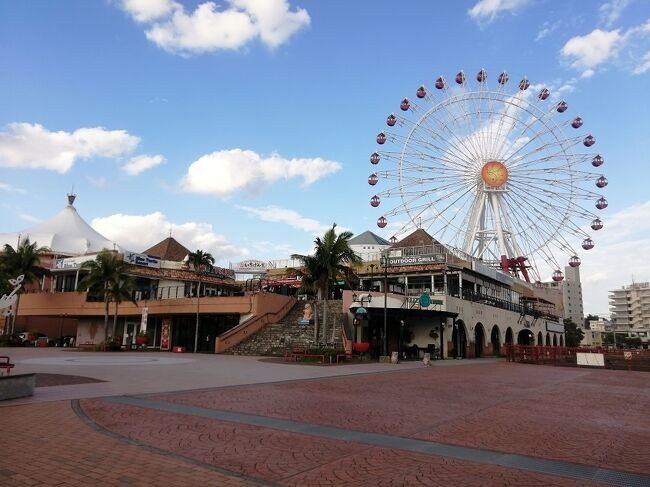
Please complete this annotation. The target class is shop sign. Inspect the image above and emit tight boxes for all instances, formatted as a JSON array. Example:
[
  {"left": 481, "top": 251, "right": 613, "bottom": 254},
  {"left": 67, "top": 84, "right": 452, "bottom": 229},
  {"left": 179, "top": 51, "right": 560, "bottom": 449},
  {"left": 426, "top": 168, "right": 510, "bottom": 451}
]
[
  {"left": 387, "top": 254, "right": 447, "bottom": 266},
  {"left": 233, "top": 259, "right": 269, "bottom": 272},
  {"left": 160, "top": 318, "right": 171, "bottom": 351},
  {"left": 209, "top": 266, "right": 235, "bottom": 278},
  {"left": 54, "top": 255, "right": 96, "bottom": 270},
  {"left": 124, "top": 251, "right": 161, "bottom": 269},
  {"left": 140, "top": 307, "right": 148, "bottom": 331},
  {"left": 546, "top": 321, "right": 564, "bottom": 333}
]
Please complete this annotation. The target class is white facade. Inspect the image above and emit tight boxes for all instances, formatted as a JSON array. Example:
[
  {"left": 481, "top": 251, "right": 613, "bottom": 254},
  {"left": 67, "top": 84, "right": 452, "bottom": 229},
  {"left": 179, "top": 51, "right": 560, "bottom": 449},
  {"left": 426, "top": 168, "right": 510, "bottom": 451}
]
[
  {"left": 562, "top": 265, "right": 584, "bottom": 326},
  {"left": 609, "top": 282, "right": 650, "bottom": 330},
  {"left": 580, "top": 329, "right": 603, "bottom": 347},
  {"left": 539, "top": 265, "right": 584, "bottom": 325}
]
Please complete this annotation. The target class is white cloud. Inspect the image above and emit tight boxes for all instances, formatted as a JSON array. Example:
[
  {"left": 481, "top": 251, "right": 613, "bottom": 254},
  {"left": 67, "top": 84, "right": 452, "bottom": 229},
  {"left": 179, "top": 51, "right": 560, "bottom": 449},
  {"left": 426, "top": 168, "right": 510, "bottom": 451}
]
[
  {"left": 561, "top": 20, "right": 650, "bottom": 77},
  {"left": 122, "top": 154, "right": 165, "bottom": 175},
  {"left": 123, "top": 0, "right": 310, "bottom": 55},
  {"left": 468, "top": 0, "right": 529, "bottom": 24},
  {"left": 249, "top": 240, "right": 297, "bottom": 255},
  {"left": 91, "top": 212, "right": 248, "bottom": 262},
  {"left": 0, "top": 182, "right": 26, "bottom": 194},
  {"left": 180, "top": 148, "right": 341, "bottom": 196},
  {"left": 535, "top": 20, "right": 561, "bottom": 41},
  {"left": 237, "top": 205, "right": 332, "bottom": 235},
  {"left": 599, "top": 0, "right": 631, "bottom": 27},
  {"left": 86, "top": 176, "right": 109, "bottom": 188},
  {"left": 120, "top": 0, "right": 176, "bottom": 22},
  {"left": 0, "top": 123, "right": 140, "bottom": 173},
  {"left": 540, "top": 201, "right": 650, "bottom": 316},
  {"left": 561, "top": 28, "right": 623, "bottom": 74},
  {"left": 633, "top": 51, "right": 650, "bottom": 74}
]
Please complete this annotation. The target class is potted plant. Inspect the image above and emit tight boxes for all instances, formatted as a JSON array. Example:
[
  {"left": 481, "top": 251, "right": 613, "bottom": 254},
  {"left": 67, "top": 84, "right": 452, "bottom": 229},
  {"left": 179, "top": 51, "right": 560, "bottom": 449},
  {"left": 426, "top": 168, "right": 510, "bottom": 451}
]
[{"left": 135, "top": 332, "right": 148, "bottom": 346}]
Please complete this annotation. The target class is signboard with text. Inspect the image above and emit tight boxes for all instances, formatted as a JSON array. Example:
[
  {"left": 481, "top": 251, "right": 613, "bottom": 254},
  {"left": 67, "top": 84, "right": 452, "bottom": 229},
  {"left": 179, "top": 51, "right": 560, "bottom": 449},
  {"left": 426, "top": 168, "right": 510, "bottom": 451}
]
[
  {"left": 387, "top": 254, "right": 447, "bottom": 266},
  {"left": 124, "top": 252, "right": 161, "bottom": 269},
  {"left": 160, "top": 318, "right": 171, "bottom": 351},
  {"left": 233, "top": 260, "right": 270, "bottom": 272},
  {"left": 54, "top": 255, "right": 96, "bottom": 270}
]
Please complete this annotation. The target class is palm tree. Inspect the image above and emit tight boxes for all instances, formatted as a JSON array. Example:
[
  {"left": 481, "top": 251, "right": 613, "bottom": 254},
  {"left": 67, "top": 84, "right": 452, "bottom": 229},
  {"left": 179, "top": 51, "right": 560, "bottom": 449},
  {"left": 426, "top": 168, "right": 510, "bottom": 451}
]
[
  {"left": 77, "top": 251, "right": 130, "bottom": 346},
  {"left": 106, "top": 276, "right": 138, "bottom": 342},
  {"left": 187, "top": 249, "right": 215, "bottom": 353},
  {"left": 2, "top": 237, "right": 50, "bottom": 333},
  {"left": 292, "top": 224, "right": 361, "bottom": 344}
]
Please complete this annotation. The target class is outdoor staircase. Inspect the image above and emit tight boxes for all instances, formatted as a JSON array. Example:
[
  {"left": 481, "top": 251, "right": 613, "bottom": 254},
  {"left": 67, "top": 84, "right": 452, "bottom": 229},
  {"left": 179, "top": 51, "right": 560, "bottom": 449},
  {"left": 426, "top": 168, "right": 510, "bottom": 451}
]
[{"left": 228, "top": 299, "right": 344, "bottom": 356}]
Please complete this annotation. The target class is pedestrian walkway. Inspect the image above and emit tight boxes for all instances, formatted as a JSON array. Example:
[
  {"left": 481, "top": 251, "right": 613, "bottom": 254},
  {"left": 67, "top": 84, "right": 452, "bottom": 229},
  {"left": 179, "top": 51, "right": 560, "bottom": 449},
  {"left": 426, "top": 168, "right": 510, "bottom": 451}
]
[
  {"left": 99, "top": 394, "right": 649, "bottom": 487},
  {"left": 2, "top": 352, "right": 649, "bottom": 486}
]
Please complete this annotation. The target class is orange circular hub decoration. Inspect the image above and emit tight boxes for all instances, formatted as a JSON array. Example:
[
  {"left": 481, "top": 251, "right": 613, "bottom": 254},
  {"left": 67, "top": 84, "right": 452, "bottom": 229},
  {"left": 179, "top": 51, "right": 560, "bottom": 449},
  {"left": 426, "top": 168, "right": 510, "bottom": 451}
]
[{"left": 481, "top": 161, "right": 508, "bottom": 187}]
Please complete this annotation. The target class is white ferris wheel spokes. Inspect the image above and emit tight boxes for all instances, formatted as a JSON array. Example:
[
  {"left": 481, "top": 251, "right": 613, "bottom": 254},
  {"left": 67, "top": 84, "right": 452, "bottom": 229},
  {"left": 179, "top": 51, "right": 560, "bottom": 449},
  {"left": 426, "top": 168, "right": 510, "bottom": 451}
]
[{"left": 369, "top": 69, "right": 608, "bottom": 282}]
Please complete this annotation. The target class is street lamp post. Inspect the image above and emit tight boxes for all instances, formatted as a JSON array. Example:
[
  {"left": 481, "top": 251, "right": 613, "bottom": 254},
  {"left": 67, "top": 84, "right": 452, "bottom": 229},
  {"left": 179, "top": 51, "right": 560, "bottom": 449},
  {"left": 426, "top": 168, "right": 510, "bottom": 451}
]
[
  {"left": 399, "top": 319, "right": 405, "bottom": 362},
  {"left": 380, "top": 252, "right": 388, "bottom": 357}
]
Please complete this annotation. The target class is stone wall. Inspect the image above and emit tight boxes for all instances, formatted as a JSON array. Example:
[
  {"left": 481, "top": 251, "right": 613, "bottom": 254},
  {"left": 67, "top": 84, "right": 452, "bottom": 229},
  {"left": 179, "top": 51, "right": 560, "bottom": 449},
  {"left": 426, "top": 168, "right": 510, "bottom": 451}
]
[{"left": 228, "top": 299, "right": 344, "bottom": 356}]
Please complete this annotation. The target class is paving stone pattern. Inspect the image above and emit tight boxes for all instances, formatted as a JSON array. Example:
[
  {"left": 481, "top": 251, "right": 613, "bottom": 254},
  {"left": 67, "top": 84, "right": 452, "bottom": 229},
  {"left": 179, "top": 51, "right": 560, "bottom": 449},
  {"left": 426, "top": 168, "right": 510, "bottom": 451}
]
[
  {"left": 146, "top": 363, "right": 650, "bottom": 476},
  {"left": 3, "top": 360, "right": 648, "bottom": 486},
  {"left": 0, "top": 402, "right": 259, "bottom": 486},
  {"left": 80, "top": 399, "right": 600, "bottom": 487}
]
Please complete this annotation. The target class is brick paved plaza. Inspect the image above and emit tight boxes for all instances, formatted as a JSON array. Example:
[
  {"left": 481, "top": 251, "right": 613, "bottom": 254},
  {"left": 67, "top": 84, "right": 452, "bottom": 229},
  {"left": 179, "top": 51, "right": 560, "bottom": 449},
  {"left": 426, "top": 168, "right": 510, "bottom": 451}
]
[{"left": 1, "top": 350, "right": 649, "bottom": 486}]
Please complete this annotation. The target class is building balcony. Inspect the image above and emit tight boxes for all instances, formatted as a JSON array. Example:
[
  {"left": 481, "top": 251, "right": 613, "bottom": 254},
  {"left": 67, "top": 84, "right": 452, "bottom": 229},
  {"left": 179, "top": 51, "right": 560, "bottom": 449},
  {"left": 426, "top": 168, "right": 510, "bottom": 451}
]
[{"left": 17, "top": 290, "right": 280, "bottom": 318}]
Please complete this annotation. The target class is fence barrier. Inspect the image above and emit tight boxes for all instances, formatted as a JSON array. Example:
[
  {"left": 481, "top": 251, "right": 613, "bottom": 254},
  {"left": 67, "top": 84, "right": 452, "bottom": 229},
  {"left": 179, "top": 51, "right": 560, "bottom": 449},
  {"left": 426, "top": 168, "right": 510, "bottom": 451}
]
[{"left": 505, "top": 345, "right": 650, "bottom": 372}]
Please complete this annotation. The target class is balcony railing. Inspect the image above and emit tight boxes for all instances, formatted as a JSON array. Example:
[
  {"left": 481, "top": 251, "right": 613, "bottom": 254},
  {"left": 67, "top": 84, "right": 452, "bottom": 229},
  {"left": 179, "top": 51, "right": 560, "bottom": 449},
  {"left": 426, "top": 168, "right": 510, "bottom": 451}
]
[{"left": 86, "top": 285, "right": 238, "bottom": 303}]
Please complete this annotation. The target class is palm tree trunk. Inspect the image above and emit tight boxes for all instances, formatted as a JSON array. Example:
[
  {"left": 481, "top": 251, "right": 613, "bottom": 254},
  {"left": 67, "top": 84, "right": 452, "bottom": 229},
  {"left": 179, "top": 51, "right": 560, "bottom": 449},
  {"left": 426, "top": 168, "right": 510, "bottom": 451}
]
[
  {"left": 10, "top": 293, "right": 21, "bottom": 334},
  {"left": 323, "top": 295, "right": 329, "bottom": 345},
  {"left": 312, "top": 301, "right": 319, "bottom": 343},
  {"left": 112, "top": 302, "right": 118, "bottom": 340},
  {"left": 194, "top": 279, "right": 200, "bottom": 353},
  {"left": 104, "top": 299, "right": 110, "bottom": 350}
]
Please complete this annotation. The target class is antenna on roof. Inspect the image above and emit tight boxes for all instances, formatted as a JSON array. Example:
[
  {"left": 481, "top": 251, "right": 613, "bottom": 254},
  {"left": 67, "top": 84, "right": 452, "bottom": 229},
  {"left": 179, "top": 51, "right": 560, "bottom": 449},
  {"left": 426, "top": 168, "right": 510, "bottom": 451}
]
[
  {"left": 169, "top": 228, "right": 172, "bottom": 238},
  {"left": 67, "top": 186, "right": 76, "bottom": 206}
]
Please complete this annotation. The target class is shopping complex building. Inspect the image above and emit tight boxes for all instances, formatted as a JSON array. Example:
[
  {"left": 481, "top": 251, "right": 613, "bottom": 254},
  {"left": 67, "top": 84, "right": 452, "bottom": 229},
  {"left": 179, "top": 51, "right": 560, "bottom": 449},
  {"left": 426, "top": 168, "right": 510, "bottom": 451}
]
[{"left": 1, "top": 194, "right": 569, "bottom": 356}]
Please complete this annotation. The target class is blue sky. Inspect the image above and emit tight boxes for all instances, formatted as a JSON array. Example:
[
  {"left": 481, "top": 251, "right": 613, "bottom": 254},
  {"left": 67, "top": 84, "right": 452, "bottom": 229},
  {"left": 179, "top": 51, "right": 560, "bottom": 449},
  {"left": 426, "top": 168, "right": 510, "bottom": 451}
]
[{"left": 1, "top": 0, "right": 649, "bottom": 316}]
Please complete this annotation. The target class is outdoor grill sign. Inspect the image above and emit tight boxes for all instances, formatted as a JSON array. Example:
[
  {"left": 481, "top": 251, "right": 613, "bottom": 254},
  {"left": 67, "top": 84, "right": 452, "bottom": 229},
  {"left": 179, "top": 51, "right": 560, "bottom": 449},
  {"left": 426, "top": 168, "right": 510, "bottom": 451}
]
[{"left": 386, "top": 254, "right": 447, "bottom": 266}]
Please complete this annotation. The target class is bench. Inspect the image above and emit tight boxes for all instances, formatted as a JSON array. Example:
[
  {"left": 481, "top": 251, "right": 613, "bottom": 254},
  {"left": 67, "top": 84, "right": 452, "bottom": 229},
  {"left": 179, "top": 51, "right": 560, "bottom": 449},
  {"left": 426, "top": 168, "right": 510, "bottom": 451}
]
[
  {"left": 0, "top": 356, "right": 15, "bottom": 375},
  {"left": 78, "top": 341, "right": 95, "bottom": 351},
  {"left": 336, "top": 353, "right": 352, "bottom": 364}
]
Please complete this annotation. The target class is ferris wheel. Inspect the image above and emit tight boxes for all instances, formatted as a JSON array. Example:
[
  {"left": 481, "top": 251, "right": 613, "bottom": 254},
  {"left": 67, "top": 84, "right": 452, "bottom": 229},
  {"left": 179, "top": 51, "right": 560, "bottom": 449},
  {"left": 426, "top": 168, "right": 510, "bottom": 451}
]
[{"left": 369, "top": 69, "right": 608, "bottom": 282}]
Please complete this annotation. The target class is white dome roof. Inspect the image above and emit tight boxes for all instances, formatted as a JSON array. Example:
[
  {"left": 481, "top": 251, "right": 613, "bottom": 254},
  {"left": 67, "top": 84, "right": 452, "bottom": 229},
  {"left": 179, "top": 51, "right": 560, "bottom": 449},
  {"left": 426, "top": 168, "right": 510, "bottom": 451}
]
[{"left": 0, "top": 194, "right": 119, "bottom": 256}]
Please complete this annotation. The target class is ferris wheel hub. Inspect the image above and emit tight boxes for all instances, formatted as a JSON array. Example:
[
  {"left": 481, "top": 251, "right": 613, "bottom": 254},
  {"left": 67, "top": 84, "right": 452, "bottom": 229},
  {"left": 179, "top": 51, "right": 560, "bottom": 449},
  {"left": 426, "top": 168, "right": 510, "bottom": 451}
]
[{"left": 481, "top": 161, "right": 508, "bottom": 187}]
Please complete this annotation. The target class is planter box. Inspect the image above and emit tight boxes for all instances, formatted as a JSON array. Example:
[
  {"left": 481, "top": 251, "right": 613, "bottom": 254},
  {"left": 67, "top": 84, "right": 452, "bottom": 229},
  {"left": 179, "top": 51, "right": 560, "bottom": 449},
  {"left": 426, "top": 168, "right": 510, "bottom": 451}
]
[{"left": 0, "top": 373, "right": 35, "bottom": 401}]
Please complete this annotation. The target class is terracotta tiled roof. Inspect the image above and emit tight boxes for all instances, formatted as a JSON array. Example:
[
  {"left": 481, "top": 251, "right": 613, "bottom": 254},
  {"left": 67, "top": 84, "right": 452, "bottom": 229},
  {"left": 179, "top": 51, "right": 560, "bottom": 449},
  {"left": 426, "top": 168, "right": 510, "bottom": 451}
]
[
  {"left": 392, "top": 229, "right": 442, "bottom": 248},
  {"left": 125, "top": 264, "right": 238, "bottom": 287},
  {"left": 142, "top": 237, "right": 191, "bottom": 262}
]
